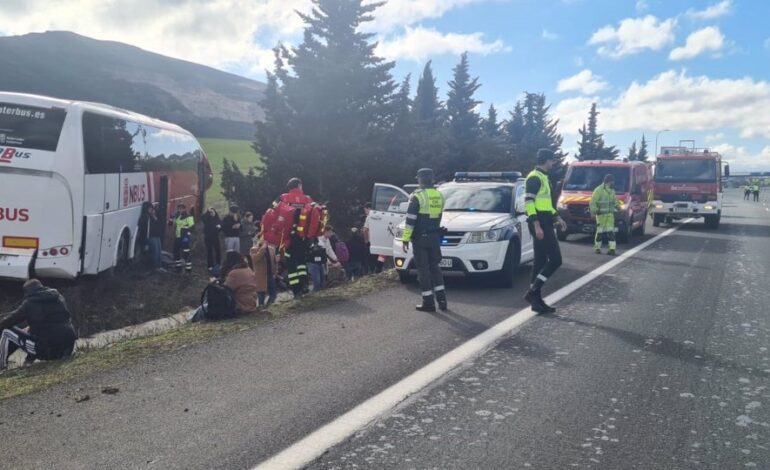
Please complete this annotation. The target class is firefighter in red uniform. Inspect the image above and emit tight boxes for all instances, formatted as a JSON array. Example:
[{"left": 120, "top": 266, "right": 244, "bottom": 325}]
[{"left": 276, "top": 178, "right": 314, "bottom": 298}]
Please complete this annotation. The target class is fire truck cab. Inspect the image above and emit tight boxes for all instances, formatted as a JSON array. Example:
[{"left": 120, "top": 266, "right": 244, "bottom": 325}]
[{"left": 651, "top": 143, "right": 727, "bottom": 229}]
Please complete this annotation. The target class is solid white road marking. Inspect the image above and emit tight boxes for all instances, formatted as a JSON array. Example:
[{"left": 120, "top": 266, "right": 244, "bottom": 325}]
[{"left": 254, "top": 221, "right": 690, "bottom": 470}]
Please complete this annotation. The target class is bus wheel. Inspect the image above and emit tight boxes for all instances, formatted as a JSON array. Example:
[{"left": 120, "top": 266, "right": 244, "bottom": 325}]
[{"left": 116, "top": 231, "right": 131, "bottom": 271}]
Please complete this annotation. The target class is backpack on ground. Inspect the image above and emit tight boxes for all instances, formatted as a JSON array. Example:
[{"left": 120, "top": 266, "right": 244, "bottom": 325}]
[
  {"left": 200, "top": 281, "right": 236, "bottom": 321},
  {"left": 334, "top": 241, "right": 350, "bottom": 264}
]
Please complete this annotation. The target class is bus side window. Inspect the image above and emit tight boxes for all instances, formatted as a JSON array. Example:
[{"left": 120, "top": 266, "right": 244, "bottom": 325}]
[
  {"left": 143, "top": 125, "right": 201, "bottom": 172},
  {"left": 83, "top": 113, "right": 144, "bottom": 174}
]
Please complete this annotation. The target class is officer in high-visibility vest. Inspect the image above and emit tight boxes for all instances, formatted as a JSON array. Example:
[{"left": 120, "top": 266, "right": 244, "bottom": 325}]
[
  {"left": 523, "top": 149, "right": 567, "bottom": 314},
  {"left": 590, "top": 174, "right": 622, "bottom": 255},
  {"left": 172, "top": 203, "right": 195, "bottom": 273},
  {"left": 402, "top": 168, "right": 447, "bottom": 312},
  {"left": 753, "top": 184, "right": 760, "bottom": 202}
]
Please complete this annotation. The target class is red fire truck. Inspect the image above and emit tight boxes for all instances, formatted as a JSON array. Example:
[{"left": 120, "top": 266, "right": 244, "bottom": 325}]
[{"left": 650, "top": 142, "right": 729, "bottom": 229}]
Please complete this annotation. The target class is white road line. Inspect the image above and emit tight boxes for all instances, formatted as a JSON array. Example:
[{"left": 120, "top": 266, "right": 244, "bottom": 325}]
[{"left": 254, "top": 221, "right": 689, "bottom": 470}]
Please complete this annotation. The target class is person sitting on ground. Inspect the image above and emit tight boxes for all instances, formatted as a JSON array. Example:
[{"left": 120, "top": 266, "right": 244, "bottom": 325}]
[
  {"left": 0, "top": 279, "right": 77, "bottom": 370},
  {"left": 221, "top": 251, "right": 258, "bottom": 315}
]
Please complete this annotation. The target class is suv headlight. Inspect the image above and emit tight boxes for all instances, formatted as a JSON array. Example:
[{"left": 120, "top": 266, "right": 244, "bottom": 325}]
[{"left": 467, "top": 227, "right": 506, "bottom": 243}]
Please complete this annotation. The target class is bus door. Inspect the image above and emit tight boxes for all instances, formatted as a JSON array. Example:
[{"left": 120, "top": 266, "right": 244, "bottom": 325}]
[{"left": 82, "top": 173, "right": 106, "bottom": 275}]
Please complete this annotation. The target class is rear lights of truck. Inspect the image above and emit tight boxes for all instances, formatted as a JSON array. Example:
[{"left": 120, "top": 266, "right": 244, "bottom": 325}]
[{"left": 39, "top": 245, "right": 71, "bottom": 258}]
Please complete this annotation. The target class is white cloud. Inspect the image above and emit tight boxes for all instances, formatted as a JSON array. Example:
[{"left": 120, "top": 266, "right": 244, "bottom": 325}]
[
  {"left": 705, "top": 132, "right": 725, "bottom": 143},
  {"left": 589, "top": 15, "right": 677, "bottom": 58},
  {"left": 711, "top": 143, "right": 770, "bottom": 171},
  {"left": 366, "top": 0, "right": 487, "bottom": 33},
  {"left": 669, "top": 26, "right": 725, "bottom": 60},
  {"left": 635, "top": 0, "right": 650, "bottom": 13},
  {"left": 0, "top": 0, "right": 493, "bottom": 78},
  {"left": 686, "top": 0, "right": 732, "bottom": 20},
  {"left": 542, "top": 29, "right": 559, "bottom": 41},
  {"left": 375, "top": 26, "right": 509, "bottom": 62},
  {"left": 557, "top": 69, "right": 609, "bottom": 94},
  {"left": 554, "top": 70, "right": 770, "bottom": 141}
]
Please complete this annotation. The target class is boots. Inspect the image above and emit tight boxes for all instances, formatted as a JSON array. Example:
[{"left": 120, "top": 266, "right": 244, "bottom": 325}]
[
  {"left": 524, "top": 289, "right": 556, "bottom": 314},
  {"left": 435, "top": 289, "right": 448, "bottom": 311},
  {"left": 416, "top": 296, "right": 436, "bottom": 312},
  {"left": 608, "top": 241, "right": 617, "bottom": 256}
]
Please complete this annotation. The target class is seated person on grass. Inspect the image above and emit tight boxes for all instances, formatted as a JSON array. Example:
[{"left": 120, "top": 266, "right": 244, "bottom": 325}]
[{"left": 0, "top": 279, "right": 78, "bottom": 370}]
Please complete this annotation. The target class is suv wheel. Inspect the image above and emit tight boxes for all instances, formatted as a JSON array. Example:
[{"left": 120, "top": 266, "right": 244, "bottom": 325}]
[{"left": 496, "top": 240, "right": 521, "bottom": 289}]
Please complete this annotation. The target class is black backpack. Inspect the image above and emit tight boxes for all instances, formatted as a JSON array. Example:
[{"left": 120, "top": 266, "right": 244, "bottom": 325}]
[
  {"left": 309, "top": 243, "right": 328, "bottom": 264},
  {"left": 200, "top": 281, "right": 236, "bottom": 320}
]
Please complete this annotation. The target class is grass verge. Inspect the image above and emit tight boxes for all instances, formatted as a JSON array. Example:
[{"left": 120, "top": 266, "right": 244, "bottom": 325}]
[{"left": 0, "top": 271, "right": 397, "bottom": 402}]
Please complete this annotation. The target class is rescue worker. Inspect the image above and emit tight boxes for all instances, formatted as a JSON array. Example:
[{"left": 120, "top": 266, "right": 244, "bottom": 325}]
[
  {"left": 523, "top": 149, "right": 566, "bottom": 314},
  {"left": 402, "top": 168, "right": 447, "bottom": 312},
  {"left": 172, "top": 203, "right": 195, "bottom": 273},
  {"left": 590, "top": 174, "right": 622, "bottom": 255},
  {"left": 277, "top": 178, "right": 314, "bottom": 298},
  {"left": 753, "top": 183, "right": 760, "bottom": 202}
]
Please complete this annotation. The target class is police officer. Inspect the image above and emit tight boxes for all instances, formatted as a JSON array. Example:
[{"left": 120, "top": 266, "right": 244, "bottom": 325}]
[
  {"left": 523, "top": 149, "right": 566, "bottom": 314},
  {"left": 402, "top": 168, "right": 447, "bottom": 312},
  {"left": 590, "top": 174, "right": 622, "bottom": 255}
]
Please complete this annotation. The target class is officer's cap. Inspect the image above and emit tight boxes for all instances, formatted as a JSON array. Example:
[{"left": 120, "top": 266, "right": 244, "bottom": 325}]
[
  {"left": 536, "top": 149, "right": 556, "bottom": 164},
  {"left": 416, "top": 168, "right": 434, "bottom": 180}
]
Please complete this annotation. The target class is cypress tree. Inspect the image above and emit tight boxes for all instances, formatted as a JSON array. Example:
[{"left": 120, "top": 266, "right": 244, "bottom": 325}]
[{"left": 445, "top": 53, "right": 482, "bottom": 176}]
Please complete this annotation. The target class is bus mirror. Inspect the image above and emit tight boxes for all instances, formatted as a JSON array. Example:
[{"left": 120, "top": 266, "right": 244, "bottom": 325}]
[{"left": 724, "top": 164, "right": 730, "bottom": 177}]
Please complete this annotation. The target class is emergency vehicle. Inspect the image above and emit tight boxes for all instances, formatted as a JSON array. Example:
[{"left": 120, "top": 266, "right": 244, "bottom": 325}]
[
  {"left": 556, "top": 160, "right": 652, "bottom": 243},
  {"left": 0, "top": 92, "right": 212, "bottom": 280},
  {"left": 369, "top": 172, "right": 534, "bottom": 288},
  {"left": 651, "top": 142, "right": 728, "bottom": 229}
]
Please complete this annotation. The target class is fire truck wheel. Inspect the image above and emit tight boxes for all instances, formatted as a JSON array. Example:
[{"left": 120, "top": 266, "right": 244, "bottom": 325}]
[{"left": 652, "top": 214, "right": 663, "bottom": 227}]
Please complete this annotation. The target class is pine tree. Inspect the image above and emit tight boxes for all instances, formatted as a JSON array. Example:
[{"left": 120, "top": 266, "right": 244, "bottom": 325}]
[
  {"left": 249, "top": 0, "right": 397, "bottom": 222},
  {"left": 483, "top": 104, "right": 500, "bottom": 138},
  {"left": 412, "top": 61, "right": 443, "bottom": 128},
  {"left": 445, "top": 53, "right": 482, "bottom": 176},
  {"left": 576, "top": 103, "right": 619, "bottom": 161},
  {"left": 637, "top": 134, "right": 649, "bottom": 161},
  {"left": 627, "top": 141, "right": 638, "bottom": 161}
]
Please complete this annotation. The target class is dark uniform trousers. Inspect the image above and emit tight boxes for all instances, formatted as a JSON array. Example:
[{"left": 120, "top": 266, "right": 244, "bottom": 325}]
[{"left": 413, "top": 233, "right": 445, "bottom": 300}]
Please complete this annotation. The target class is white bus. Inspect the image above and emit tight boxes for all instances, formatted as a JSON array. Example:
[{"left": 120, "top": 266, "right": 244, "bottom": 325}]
[{"left": 0, "top": 92, "right": 212, "bottom": 281}]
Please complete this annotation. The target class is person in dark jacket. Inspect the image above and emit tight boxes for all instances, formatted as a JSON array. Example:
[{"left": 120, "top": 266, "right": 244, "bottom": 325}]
[
  {"left": 148, "top": 203, "right": 165, "bottom": 271},
  {"left": 136, "top": 201, "right": 152, "bottom": 254},
  {"left": 0, "top": 279, "right": 77, "bottom": 369},
  {"left": 201, "top": 207, "right": 222, "bottom": 272},
  {"left": 345, "top": 228, "right": 368, "bottom": 281}
]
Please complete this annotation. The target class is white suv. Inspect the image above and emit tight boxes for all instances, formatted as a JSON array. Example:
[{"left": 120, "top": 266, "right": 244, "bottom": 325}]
[{"left": 368, "top": 172, "right": 534, "bottom": 288}]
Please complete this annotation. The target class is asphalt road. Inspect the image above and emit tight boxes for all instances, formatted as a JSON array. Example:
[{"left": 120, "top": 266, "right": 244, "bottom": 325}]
[
  {"left": 311, "top": 190, "right": 770, "bottom": 469},
  {"left": 0, "top": 190, "right": 767, "bottom": 469}
]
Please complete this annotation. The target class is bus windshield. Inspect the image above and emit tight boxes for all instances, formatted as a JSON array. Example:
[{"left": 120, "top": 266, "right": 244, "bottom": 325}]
[
  {"left": 655, "top": 159, "right": 716, "bottom": 183},
  {"left": 441, "top": 184, "right": 512, "bottom": 213},
  {"left": 0, "top": 103, "right": 66, "bottom": 151},
  {"left": 564, "top": 166, "right": 630, "bottom": 192}
]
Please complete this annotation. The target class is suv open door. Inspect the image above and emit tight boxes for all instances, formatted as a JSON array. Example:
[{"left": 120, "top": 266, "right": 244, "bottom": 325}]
[{"left": 368, "top": 183, "right": 410, "bottom": 256}]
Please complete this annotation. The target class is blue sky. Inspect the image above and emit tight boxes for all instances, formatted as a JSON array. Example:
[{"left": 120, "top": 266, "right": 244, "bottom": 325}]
[{"left": 1, "top": 0, "right": 768, "bottom": 170}]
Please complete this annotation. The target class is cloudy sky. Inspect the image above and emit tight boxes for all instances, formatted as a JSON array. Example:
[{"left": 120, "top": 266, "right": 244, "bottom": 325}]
[{"left": 1, "top": 0, "right": 768, "bottom": 171}]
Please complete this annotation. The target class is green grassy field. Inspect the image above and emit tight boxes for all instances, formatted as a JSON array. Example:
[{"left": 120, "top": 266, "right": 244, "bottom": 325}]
[{"left": 200, "top": 138, "right": 262, "bottom": 211}]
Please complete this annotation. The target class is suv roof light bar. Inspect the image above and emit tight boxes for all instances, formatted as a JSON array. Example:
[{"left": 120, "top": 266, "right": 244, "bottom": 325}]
[{"left": 453, "top": 171, "right": 522, "bottom": 182}]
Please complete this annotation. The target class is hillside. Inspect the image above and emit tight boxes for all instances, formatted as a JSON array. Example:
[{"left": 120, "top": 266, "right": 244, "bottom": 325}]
[{"left": 0, "top": 31, "right": 265, "bottom": 139}]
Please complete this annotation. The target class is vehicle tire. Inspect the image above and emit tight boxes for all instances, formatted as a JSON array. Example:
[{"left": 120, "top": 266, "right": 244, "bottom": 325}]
[
  {"left": 632, "top": 212, "right": 647, "bottom": 236},
  {"left": 496, "top": 240, "right": 521, "bottom": 289},
  {"left": 616, "top": 223, "right": 631, "bottom": 244},
  {"left": 665, "top": 216, "right": 673, "bottom": 225},
  {"left": 398, "top": 270, "right": 414, "bottom": 284},
  {"left": 652, "top": 213, "right": 663, "bottom": 227},
  {"left": 705, "top": 213, "right": 720, "bottom": 229},
  {"left": 556, "top": 227, "right": 568, "bottom": 242},
  {"left": 117, "top": 230, "right": 131, "bottom": 269}
]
